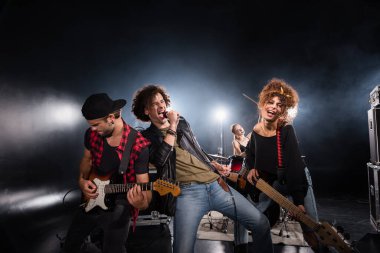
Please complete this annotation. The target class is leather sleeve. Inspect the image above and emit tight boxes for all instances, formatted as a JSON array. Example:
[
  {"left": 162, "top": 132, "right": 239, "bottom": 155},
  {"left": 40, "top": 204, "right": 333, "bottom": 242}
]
[
  {"left": 150, "top": 140, "right": 173, "bottom": 168},
  {"left": 141, "top": 127, "right": 175, "bottom": 179}
]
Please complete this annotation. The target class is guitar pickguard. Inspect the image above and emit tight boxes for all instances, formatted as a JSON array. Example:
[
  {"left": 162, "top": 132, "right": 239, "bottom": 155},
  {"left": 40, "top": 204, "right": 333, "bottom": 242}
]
[{"left": 85, "top": 178, "right": 110, "bottom": 212}]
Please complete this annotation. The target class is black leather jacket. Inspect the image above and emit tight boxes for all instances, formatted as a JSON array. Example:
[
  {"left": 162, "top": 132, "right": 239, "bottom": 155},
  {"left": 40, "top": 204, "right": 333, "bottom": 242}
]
[{"left": 141, "top": 117, "right": 215, "bottom": 215}]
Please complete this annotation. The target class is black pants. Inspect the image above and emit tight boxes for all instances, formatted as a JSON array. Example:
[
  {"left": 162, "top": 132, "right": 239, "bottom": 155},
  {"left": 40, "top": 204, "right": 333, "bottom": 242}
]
[
  {"left": 126, "top": 224, "right": 172, "bottom": 253},
  {"left": 63, "top": 204, "right": 130, "bottom": 253}
]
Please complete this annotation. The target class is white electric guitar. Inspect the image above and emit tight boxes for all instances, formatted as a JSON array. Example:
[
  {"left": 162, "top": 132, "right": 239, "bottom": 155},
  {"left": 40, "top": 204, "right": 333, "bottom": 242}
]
[{"left": 83, "top": 177, "right": 180, "bottom": 212}]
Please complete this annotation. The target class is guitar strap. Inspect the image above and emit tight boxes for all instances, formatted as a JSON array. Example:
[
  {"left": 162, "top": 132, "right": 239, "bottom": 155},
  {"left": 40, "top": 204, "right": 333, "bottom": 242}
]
[
  {"left": 276, "top": 127, "right": 283, "bottom": 168},
  {"left": 119, "top": 127, "right": 138, "bottom": 176},
  {"left": 118, "top": 127, "right": 139, "bottom": 232},
  {"left": 276, "top": 126, "right": 286, "bottom": 184}
]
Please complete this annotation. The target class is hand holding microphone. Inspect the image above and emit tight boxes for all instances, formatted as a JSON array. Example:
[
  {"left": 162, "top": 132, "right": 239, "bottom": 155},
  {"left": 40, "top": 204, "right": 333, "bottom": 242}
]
[
  {"left": 164, "top": 110, "right": 180, "bottom": 127},
  {"left": 162, "top": 110, "right": 180, "bottom": 146}
]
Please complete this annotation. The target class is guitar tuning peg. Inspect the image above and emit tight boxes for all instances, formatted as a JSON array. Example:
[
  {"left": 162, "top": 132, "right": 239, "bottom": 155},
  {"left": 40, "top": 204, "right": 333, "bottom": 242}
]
[
  {"left": 343, "top": 232, "right": 350, "bottom": 240},
  {"left": 336, "top": 225, "right": 344, "bottom": 233}
]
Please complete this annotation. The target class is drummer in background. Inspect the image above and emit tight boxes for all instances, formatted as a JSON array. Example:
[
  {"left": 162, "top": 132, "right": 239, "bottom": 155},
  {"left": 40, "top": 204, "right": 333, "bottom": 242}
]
[
  {"left": 231, "top": 123, "right": 250, "bottom": 157},
  {"left": 229, "top": 123, "right": 252, "bottom": 253}
]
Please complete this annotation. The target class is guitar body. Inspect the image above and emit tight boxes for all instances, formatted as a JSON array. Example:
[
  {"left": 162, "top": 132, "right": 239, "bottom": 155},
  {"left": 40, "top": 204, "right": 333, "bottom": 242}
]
[
  {"left": 84, "top": 170, "right": 121, "bottom": 212},
  {"left": 236, "top": 176, "right": 248, "bottom": 192},
  {"left": 85, "top": 178, "right": 113, "bottom": 212}
]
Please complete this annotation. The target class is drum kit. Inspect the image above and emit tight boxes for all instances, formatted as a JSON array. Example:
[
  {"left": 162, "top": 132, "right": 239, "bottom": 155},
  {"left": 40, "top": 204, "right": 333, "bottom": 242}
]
[
  {"left": 208, "top": 153, "right": 230, "bottom": 164},
  {"left": 208, "top": 154, "right": 245, "bottom": 171}
]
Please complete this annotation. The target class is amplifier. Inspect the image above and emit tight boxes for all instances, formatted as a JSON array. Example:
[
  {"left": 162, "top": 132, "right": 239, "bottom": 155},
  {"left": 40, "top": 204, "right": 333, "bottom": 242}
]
[
  {"left": 127, "top": 222, "right": 172, "bottom": 253},
  {"left": 133, "top": 212, "right": 170, "bottom": 226},
  {"left": 368, "top": 108, "right": 380, "bottom": 165},
  {"left": 370, "top": 86, "right": 380, "bottom": 108},
  {"left": 367, "top": 162, "right": 380, "bottom": 232}
]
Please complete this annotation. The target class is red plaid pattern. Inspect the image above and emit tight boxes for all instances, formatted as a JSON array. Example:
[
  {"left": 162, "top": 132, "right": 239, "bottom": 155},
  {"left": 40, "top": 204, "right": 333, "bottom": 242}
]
[{"left": 88, "top": 120, "right": 150, "bottom": 183}]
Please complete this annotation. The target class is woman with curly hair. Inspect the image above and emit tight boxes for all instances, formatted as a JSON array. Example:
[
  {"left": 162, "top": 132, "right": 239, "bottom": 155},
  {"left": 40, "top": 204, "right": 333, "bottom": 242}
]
[{"left": 245, "top": 78, "right": 322, "bottom": 251}]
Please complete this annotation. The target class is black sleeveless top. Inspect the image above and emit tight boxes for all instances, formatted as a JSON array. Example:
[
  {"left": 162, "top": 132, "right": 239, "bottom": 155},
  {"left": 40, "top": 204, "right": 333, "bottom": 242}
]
[{"left": 239, "top": 142, "right": 246, "bottom": 153}]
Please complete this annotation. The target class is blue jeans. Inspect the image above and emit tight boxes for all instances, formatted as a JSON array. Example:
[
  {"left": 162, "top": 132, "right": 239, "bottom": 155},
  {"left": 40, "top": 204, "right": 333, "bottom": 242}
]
[{"left": 173, "top": 180, "right": 273, "bottom": 253}]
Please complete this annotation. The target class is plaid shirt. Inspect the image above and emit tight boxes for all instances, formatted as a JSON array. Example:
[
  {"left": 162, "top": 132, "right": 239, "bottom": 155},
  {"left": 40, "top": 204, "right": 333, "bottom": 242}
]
[{"left": 88, "top": 120, "right": 150, "bottom": 183}]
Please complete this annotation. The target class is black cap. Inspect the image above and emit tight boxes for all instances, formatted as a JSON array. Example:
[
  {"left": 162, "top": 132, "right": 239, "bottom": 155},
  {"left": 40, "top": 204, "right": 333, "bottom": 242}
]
[{"left": 81, "top": 93, "right": 126, "bottom": 120}]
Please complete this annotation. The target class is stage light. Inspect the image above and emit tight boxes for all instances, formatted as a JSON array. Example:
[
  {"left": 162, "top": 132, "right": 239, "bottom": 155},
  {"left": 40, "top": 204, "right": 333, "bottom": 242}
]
[
  {"left": 214, "top": 107, "right": 228, "bottom": 156},
  {"left": 287, "top": 106, "right": 298, "bottom": 122},
  {"left": 38, "top": 97, "right": 82, "bottom": 128},
  {"left": 49, "top": 101, "right": 81, "bottom": 127},
  {"left": 4, "top": 189, "right": 63, "bottom": 212},
  {"left": 0, "top": 92, "right": 83, "bottom": 156},
  {"left": 215, "top": 108, "right": 227, "bottom": 121},
  {"left": 20, "top": 194, "right": 62, "bottom": 210}
]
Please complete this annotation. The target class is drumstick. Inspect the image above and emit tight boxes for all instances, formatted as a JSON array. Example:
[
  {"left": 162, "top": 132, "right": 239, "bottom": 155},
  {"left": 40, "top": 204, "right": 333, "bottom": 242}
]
[{"left": 242, "top": 93, "right": 258, "bottom": 105}]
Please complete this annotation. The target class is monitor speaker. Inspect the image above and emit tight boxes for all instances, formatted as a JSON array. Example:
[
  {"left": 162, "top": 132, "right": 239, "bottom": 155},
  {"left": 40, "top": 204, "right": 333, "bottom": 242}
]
[
  {"left": 368, "top": 108, "right": 380, "bottom": 165},
  {"left": 355, "top": 233, "right": 380, "bottom": 253}
]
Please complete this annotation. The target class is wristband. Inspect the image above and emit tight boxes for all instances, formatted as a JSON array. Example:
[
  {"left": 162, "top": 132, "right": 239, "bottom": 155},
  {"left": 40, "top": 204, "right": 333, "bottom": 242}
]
[{"left": 166, "top": 129, "right": 177, "bottom": 137}]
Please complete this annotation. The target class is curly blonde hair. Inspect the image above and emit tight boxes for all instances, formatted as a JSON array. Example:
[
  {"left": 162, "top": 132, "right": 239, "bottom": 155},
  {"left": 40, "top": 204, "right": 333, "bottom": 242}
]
[{"left": 258, "top": 78, "right": 299, "bottom": 124}]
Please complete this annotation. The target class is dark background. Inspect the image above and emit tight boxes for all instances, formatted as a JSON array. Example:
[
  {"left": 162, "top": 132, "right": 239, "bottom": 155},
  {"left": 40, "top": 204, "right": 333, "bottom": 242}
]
[{"left": 1, "top": 0, "right": 380, "bottom": 252}]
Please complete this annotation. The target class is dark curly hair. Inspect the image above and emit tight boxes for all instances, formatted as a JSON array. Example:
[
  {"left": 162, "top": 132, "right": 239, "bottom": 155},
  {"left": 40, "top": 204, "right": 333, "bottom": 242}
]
[
  {"left": 258, "top": 78, "right": 299, "bottom": 124},
  {"left": 132, "top": 85, "right": 171, "bottom": 122}
]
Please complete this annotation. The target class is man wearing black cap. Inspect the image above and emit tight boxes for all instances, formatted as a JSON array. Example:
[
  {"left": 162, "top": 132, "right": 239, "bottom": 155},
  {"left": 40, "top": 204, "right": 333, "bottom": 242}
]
[{"left": 63, "top": 93, "right": 151, "bottom": 253}]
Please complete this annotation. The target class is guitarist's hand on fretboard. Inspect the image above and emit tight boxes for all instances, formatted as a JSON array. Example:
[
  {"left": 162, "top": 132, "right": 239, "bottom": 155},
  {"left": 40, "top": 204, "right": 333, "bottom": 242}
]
[
  {"left": 297, "top": 205, "right": 306, "bottom": 214},
  {"left": 288, "top": 204, "right": 306, "bottom": 220},
  {"left": 79, "top": 178, "right": 99, "bottom": 200},
  {"left": 127, "top": 184, "right": 149, "bottom": 210},
  {"left": 246, "top": 168, "right": 259, "bottom": 185}
]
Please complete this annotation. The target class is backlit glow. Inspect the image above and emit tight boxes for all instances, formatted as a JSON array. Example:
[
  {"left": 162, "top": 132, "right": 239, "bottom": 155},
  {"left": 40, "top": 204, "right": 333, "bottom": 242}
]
[{"left": 215, "top": 107, "right": 227, "bottom": 121}]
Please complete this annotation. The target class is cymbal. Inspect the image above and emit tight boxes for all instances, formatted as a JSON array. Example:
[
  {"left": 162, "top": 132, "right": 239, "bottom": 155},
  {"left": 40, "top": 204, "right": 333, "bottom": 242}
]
[{"left": 208, "top": 154, "right": 228, "bottom": 159}]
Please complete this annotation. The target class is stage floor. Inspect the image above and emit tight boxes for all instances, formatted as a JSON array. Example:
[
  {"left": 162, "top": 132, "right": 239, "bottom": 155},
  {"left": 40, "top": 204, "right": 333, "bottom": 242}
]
[{"left": 2, "top": 193, "right": 379, "bottom": 253}]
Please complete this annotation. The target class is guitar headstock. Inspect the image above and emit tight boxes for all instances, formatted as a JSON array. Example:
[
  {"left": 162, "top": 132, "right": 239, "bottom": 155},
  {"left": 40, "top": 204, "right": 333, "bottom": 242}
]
[
  {"left": 153, "top": 179, "right": 181, "bottom": 197},
  {"left": 316, "top": 221, "right": 354, "bottom": 253}
]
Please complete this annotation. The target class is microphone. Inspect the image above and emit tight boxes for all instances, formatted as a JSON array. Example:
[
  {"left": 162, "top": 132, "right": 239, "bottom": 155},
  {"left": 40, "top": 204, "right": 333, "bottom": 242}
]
[{"left": 163, "top": 111, "right": 168, "bottom": 118}]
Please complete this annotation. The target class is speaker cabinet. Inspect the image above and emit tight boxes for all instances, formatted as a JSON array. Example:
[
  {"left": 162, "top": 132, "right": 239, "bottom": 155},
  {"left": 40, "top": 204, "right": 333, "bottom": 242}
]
[
  {"left": 367, "top": 162, "right": 380, "bottom": 232},
  {"left": 370, "top": 85, "right": 380, "bottom": 108},
  {"left": 356, "top": 233, "right": 380, "bottom": 253},
  {"left": 368, "top": 108, "right": 380, "bottom": 165}
]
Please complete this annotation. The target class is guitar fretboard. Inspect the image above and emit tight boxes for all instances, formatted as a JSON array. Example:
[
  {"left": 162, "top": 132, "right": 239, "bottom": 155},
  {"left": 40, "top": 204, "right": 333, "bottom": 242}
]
[
  {"left": 255, "top": 179, "right": 319, "bottom": 230},
  {"left": 104, "top": 182, "right": 153, "bottom": 194}
]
